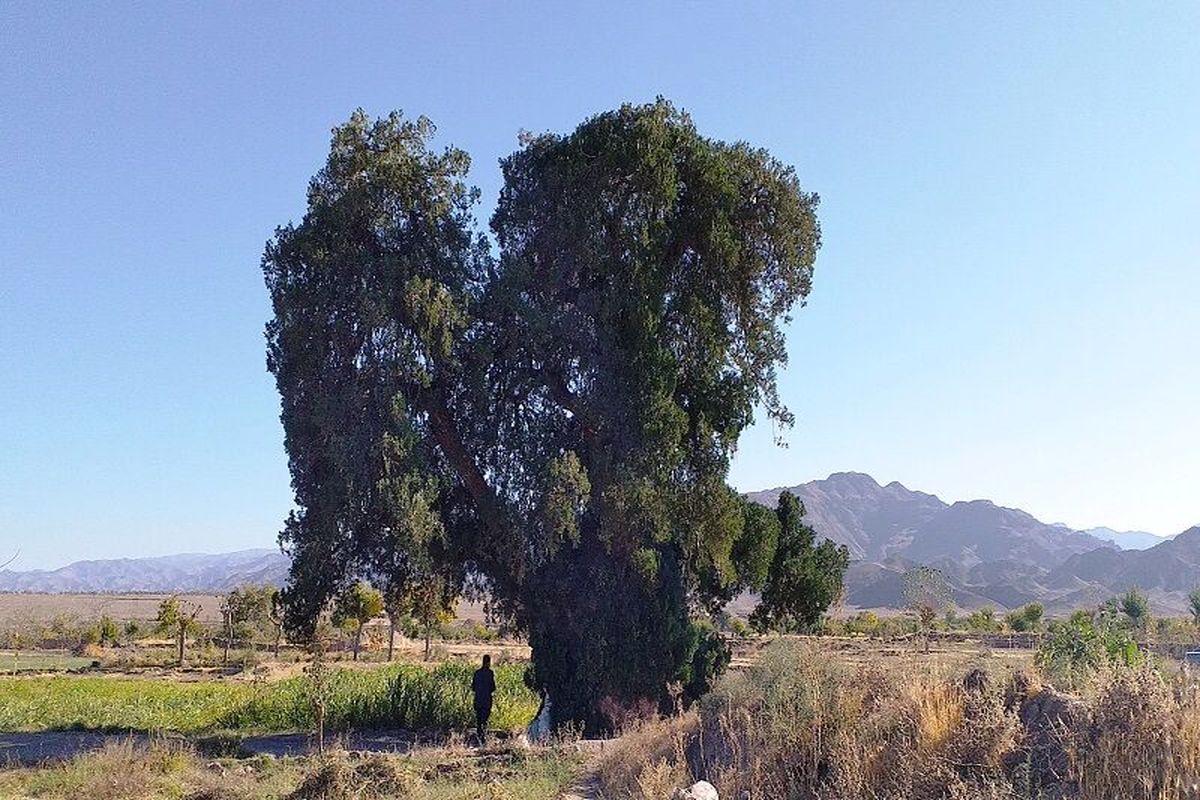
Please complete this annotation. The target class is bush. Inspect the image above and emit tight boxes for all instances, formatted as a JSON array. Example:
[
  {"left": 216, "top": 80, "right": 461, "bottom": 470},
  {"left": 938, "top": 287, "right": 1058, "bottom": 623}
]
[
  {"left": 596, "top": 639, "right": 1200, "bottom": 800},
  {"left": 599, "top": 639, "right": 1020, "bottom": 800},
  {"left": 1036, "top": 610, "right": 1141, "bottom": 690}
]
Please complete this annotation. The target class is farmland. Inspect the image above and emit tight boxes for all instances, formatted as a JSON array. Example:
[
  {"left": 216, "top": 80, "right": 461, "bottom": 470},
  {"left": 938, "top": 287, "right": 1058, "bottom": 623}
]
[
  {"left": 0, "top": 661, "right": 539, "bottom": 735},
  {"left": 0, "top": 633, "right": 1197, "bottom": 799}
]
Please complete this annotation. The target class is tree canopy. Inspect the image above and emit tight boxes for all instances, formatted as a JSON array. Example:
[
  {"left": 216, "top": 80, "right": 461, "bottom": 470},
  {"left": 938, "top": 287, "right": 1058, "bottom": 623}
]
[{"left": 264, "top": 100, "right": 836, "bottom": 731}]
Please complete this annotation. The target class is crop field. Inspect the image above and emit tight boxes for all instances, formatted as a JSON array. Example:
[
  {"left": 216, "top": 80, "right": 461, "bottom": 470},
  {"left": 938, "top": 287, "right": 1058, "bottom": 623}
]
[
  {"left": 0, "top": 651, "right": 95, "bottom": 674},
  {"left": 0, "top": 662, "right": 539, "bottom": 735}
]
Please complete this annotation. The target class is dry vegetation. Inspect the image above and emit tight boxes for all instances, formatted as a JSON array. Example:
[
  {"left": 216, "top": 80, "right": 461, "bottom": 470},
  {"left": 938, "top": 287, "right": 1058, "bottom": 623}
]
[
  {"left": 596, "top": 638, "right": 1200, "bottom": 800},
  {"left": 0, "top": 739, "right": 583, "bottom": 800},
  {"left": 3, "top": 605, "right": 1198, "bottom": 800}
]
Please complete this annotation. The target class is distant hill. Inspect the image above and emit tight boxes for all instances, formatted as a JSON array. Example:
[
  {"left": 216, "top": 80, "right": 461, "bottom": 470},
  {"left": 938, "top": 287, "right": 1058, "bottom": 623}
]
[
  {"left": 0, "top": 549, "right": 289, "bottom": 593},
  {"left": 747, "top": 472, "right": 1197, "bottom": 615},
  {"left": 746, "top": 472, "right": 1112, "bottom": 567},
  {"left": 1077, "top": 526, "right": 1174, "bottom": 551}
]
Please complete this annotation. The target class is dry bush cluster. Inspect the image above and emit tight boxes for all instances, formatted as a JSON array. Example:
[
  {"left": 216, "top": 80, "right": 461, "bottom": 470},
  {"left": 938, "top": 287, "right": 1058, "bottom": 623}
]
[{"left": 597, "top": 639, "right": 1200, "bottom": 800}]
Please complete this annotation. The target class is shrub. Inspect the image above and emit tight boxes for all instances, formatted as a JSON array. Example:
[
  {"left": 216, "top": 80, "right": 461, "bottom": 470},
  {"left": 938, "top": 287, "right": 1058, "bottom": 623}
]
[
  {"left": 596, "top": 639, "right": 1200, "bottom": 800},
  {"left": 1036, "top": 610, "right": 1141, "bottom": 690}
]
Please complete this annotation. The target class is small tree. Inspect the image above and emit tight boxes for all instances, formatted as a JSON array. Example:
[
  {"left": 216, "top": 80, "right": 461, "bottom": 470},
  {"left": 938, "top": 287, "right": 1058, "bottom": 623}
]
[
  {"left": 220, "top": 586, "right": 274, "bottom": 666},
  {"left": 1120, "top": 586, "right": 1151, "bottom": 633},
  {"left": 967, "top": 606, "right": 1001, "bottom": 633},
  {"left": 1188, "top": 588, "right": 1200, "bottom": 630},
  {"left": 155, "top": 595, "right": 202, "bottom": 667},
  {"left": 305, "top": 622, "right": 335, "bottom": 755},
  {"left": 903, "top": 566, "right": 951, "bottom": 653},
  {"left": 407, "top": 576, "right": 456, "bottom": 661},
  {"left": 1006, "top": 602, "right": 1044, "bottom": 633},
  {"left": 80, "top": 615, "right": 120, "bottom": 649},
  {"left": 332, "top": 582, "right": 385, "bottom": 661}
]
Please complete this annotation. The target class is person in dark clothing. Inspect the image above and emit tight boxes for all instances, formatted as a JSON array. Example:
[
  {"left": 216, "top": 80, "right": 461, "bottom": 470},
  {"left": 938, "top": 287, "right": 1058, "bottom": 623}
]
[{"left": 471, "top": 654, "right": 496, "bottom": 744}]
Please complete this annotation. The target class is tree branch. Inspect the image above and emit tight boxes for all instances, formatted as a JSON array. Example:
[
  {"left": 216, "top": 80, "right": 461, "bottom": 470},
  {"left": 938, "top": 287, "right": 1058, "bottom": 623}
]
[{"left": 420, "top": 389, "right": 507, "bottom": 540}]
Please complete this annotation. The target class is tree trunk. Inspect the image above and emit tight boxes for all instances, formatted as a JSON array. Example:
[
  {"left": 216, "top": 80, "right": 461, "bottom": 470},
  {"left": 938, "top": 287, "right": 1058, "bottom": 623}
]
[
  {"left": 353, "top": 621, "right": 362, "bottom": 661},
  {"left": 223, "top": 619, "right": 231, "bottom": 667},
  {"left": 424, "top": 623, "right": 431, "bottom": 662},
  {"left": 387, "top": 618, "right": 395, "bottom": 662},
  {"left": 176, "top": 627, "right": 185, "bottom": 667},
  {"left": 273, "top": 627, "right": 282, "bottom": 659}
]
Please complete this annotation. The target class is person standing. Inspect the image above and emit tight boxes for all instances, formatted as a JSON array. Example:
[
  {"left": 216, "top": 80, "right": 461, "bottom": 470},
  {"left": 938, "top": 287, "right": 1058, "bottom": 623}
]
[{"left": 471, "top": 654, "right": 496, "bottom": 744}]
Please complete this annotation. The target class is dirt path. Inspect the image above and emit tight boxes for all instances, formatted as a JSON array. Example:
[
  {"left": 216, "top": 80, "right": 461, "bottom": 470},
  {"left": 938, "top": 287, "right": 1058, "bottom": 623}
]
[
  {"left": 559, "top": 771, "right": 602, "bottom": 800},
  {"left": 555, "top": 739, "right": 611, "bottom": 800},
  {"left": 0, "top": 732, "right": 151, "bottom": 766},
  {"left": 0, "top": 730, "right": 424, "bottom": 766}
]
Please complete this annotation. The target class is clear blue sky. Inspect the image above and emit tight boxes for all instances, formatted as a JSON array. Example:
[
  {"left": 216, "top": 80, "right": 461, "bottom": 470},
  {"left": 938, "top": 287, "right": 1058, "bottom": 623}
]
[{"left": 2, "top": 4, "right": 1197, "bottom": 569}]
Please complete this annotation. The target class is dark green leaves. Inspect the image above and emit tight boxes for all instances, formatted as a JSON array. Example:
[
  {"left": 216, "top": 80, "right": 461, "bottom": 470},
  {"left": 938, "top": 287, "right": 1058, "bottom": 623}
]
[
  {"left": 749, "top": 492, "right": 850, "bottom": 633},
  {"left": 265, "top": 102, "right": 830, "bottom": 729}
]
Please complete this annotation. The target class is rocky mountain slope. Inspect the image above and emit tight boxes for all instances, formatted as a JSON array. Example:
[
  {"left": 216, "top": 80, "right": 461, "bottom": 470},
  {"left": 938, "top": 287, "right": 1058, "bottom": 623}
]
[{"left": 748, "top": 472, "right": 1196, "bottom": 615}]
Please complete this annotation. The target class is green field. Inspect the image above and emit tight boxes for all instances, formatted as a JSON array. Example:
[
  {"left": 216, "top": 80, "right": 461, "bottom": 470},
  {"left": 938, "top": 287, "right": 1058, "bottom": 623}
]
[
  {"left": 0, "top": 662, "right": 539, "bottom": 734},
  {"left": 0, "top": 651, "right": 96, "bottom": 674}
]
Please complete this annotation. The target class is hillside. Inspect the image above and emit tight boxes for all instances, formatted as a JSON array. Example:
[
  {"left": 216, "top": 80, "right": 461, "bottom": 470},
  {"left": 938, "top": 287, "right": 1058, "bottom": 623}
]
[
  {"left": 749, "top": 473, "right": 1197, "bottom": 615},
  {"left": 746, "top": 472, "right": 1113, "bottom": 568},
  {"left": 1078, "top": 526, "right": 1174, "bottom": 550}
]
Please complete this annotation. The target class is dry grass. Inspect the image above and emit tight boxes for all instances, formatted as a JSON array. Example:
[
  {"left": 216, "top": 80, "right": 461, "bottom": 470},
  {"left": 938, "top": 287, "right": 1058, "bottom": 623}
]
[
  {"left": 596, "top": 638, "right": 1200, "bottom": 800},
  {"left": 1069, "top": 667, "right": 1200, "bottom": 800},
  {"left": 0, "top": 741, "right": 582, "bottom": 800}
]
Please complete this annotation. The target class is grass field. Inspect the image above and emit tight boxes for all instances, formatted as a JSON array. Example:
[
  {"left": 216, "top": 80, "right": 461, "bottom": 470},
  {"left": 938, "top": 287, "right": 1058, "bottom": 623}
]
[
  {"left": 0, "top": 662, "right": 539, "bottom": 735},
  {"left": 0, "top": 651, "right": 96, "bottom": 674}
]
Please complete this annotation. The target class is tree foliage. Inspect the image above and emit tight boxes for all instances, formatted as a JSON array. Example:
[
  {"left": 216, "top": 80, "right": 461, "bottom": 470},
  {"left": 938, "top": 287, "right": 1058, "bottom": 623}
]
[
  {"left": 1119, "top": 586, "right": 1151, "bottom": 632},
  {"left": 1189, "top": 588, "right": 1200, "bottom": 628},
  {"left": 749, "top": 492, "right": 849, "bottom": 633},
  {"left": 967, "top": 606, "right": 1001, "bottom": 633},
  {"left": 332, "top": 581, "right": 385, "bottom": 661},
  {"left": 386, "top": 573, "right": 457, "bottom": 661},
  {"left": 264, "top": 101, "right": 828, "bottom": 732},
  {"left": 155, "top": 595, "right": 202, "bottom": 667},
  {"left": 220, "top": 585, "right": 275, "bottom": 665},
  {"left": 1005, "top": 602, "right": 1044, "bottom": 633}
]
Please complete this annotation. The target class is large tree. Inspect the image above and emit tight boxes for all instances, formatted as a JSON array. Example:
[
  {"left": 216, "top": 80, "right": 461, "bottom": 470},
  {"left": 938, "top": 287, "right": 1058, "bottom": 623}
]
[{"left": 264, "top": 101, "right": 829, "bottom": 732}]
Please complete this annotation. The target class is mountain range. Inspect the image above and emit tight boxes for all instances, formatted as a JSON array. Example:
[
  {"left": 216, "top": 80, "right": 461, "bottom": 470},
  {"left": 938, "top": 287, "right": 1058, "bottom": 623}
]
[
  {"left": 1071, "top": 526, "right": 1173, "bottom": 551},
  {"left": 747, "top": 472, "right": 1199, "bottom": 615},
  {"left": 0, "top": 549, "right": 288, "bottom": 593},
  {"left": 2, "top": 473, "right": 1195, "bottom": 615}
]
